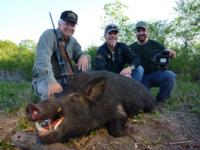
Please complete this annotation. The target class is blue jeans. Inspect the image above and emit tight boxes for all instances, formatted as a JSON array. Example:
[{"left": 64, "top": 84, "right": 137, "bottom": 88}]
[
  {"left": 131, "top": 65, "right": 144, "bottom": 82},
  {"left": 141, "top": 70, "right": 176, "bottom": 102}
]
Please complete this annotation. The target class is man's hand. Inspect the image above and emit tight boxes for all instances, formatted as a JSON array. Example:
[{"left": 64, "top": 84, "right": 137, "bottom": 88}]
[
  {"left": 77, "top": 54, "right": 90, "bottom": 72},
  {"left": 120, "top": 66, "right": 132, "bottom": 78},
  {"left": 166, "top": 49, "right": 176, "bottom": 58},
  {"left": 48, "top": 82, "right": 63, "bottom": 98}
]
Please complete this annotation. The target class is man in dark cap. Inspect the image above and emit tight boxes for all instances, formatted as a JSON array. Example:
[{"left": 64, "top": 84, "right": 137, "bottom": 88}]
[
  {"left": 95, "top": 24, "right": 144, "bottom": 81},
  {"left": 130, "top": 21, "right": 176, "bottom": 104},
  {"left": 32, "top": 10, "right": 90, "bottom": 100}
]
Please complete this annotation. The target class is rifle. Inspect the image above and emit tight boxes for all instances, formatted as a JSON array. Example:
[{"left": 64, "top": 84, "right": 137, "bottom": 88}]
[{"left": 49, "top": 12, "right": 75, "bottom": 84}]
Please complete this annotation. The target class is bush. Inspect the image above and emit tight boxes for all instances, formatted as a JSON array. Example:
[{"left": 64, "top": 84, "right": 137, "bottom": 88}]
[
  {"left": 85, "top": 46, "right": 98, "bottom": 70},
  {"left": 0, "top": 81, "right": 37, "bottom": 113},
  {"left": 0, "top": 40, "right": 35, "bottom": 81}
]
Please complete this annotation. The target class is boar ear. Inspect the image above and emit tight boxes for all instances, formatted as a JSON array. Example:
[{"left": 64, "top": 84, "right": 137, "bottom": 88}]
[{"left": 85, "top": 77, "right": 107, "bottom": 101}]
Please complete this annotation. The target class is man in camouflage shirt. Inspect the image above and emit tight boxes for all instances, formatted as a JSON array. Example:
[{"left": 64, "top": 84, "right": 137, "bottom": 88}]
[{"left": 32, "top": 10, "right": 90, "bottom": 100}]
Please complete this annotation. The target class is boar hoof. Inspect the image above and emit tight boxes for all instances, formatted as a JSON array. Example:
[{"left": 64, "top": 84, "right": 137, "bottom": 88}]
[{"left": 106, "top": 119, "right": 127, "bottom": 137}]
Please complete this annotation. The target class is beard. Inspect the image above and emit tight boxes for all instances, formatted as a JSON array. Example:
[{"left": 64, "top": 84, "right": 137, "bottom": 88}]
[{"left": 137, "top": 34, "right": 147, "bottom": 43}]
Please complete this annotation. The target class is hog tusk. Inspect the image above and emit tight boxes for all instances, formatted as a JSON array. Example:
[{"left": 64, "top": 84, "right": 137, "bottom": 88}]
[
  {"left": 36, "top": 122, "right": 41, "bottom": 130},
  {"left": 54, "top": 117, "right": 64, "bottom": 130}
]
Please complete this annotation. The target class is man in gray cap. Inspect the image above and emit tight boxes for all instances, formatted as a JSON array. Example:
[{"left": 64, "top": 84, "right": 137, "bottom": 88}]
[
  {"left": 32, "top": 10, "right": 90, "bottom": 100},
  {"left": 95, "top": 24, "right": 144, "bottom": 81},
  {"left": 130, "top": 21, "right": 176, "bottom": 104}
]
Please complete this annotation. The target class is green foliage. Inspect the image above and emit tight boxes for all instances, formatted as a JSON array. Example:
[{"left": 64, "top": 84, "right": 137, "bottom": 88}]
[
  {"left": 148, "top": 21, "right": 171, "bottom": 44},
  {"left": 0, "top": 40, "right": 35, "bottom": 80},
  {"left": 85, "top": 46, "right": 98, "bottom": 70},
  {"left": 173, "top": 0, "right": 200, "bottom": 42},
  {"left": 166, "top": 79, "right": 200, "bottom": 114},
  {"left": 102, "top": 0, "right": 135, "bottom": 44},
  {"left": 18, "top": 39, "right": 37, "bottom": 51},
  {"left": 0, "top": 142, "right": 14, "bottom": 150},
  {"left": 167, "top": 0, "right": 200, "bottom": 80},
  {"left": 0, "top": 81, "right": 37, "bottom": 113}
]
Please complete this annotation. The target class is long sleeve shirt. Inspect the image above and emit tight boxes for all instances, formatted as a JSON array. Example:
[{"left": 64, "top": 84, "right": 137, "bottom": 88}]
[{"left": 32, "top": 28, "right": 84, "bottom": 85}]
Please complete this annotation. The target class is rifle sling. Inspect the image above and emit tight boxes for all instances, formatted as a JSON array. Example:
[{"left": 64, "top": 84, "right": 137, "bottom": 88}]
[{"left": 59, "top": 41, "right": 75, "bottom": 76}]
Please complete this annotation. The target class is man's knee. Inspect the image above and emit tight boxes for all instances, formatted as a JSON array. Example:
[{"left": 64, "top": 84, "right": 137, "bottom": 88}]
[
  {"left": 32, "top": 79, "right": 48, "bottom": 101},
  {"left": 132, "top": 65, "right": 144, "bottom": 82},
  {"left": 163, "top": 70, "right": 176, "bottom": 85}
]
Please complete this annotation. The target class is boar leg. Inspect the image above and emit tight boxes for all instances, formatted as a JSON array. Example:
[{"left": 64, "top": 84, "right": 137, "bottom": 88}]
[{"left": 106, "top": 119, "right": 127, "bottom": 137}]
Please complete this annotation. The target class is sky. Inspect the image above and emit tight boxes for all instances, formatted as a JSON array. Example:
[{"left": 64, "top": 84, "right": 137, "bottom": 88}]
[{"left": 0, "top": 0, "right": 177, "bottom": 49}]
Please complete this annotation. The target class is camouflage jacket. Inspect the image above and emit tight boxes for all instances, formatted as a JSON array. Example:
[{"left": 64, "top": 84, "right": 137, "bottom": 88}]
[{"left": 32, "top": 28, "right": 84, "bottom": 85}]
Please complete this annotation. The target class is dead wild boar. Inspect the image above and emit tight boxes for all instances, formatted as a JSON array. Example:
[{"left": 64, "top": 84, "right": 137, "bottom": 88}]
[{"left": 26, "top": 71, "right": 155, "bottom": 144}]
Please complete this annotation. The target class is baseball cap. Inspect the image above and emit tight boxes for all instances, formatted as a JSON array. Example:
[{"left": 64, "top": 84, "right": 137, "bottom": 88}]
[
  {"left": 105, "top": 24, "right": 119, "bottom": 34},
  {"left": 135, "top": 21, "right": 148, "bottom": 29},
  {"left": 60, "top": 10, "right": 78, "bottom": 24}
]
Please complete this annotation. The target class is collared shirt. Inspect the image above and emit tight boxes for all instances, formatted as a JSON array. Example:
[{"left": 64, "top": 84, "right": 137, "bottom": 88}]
[
  {"left": 95, "top": 42, "right": 140, "bottom": 73},
  {"left": 32, "top": 28, "right": 84, "bottom": 85}
]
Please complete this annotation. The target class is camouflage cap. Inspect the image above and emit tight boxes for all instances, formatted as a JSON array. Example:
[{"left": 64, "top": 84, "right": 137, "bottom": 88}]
[
  {"left": 135, "top": 21, "right": 148, "bottom": 29},
  {"left": 105, "top": 24, "right": 119, "bottom": 34},
  {"left": 60, "top": 10, "right": 78, "bottom": 24}
]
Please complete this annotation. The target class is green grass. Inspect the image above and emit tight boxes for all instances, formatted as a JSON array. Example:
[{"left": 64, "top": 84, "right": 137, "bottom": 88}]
[
  {"left": 0, "top": 81, "right": 38, "bottom": 113},
  {"left": 167, "top": 80, "right": 200, "bottom": 113},
  {"left": 151, "top": 79, "right": 200, "bottom": 114},
  {"left": 0, "top": 142, "right": 14, "bottom": 150}
]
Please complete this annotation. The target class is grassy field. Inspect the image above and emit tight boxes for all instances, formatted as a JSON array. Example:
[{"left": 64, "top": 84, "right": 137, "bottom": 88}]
[
  {"left": 165, "top": 79, "right": 200, "bottom": 114},
  {"left": 0, "top": 81, "right": 37, "bottom": 113},
  {"left": 1, "top": 79, "right": 199, "bottom": 114}
]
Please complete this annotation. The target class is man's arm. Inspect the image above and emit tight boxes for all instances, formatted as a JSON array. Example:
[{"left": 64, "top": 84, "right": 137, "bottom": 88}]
[
  {"left": 77, "top": 54, "right": 91, "bottom": 71},
  {"left": 154, "top": 40, "right": 176, "bottom": 58},
  {"left": 70, "top": 37, "right": 90, "bottom": 71},
  {"left": 165, "top": 48, "right": 176, "bottom": 58},
  {"left": 33, "top": 29, "right": 63, "bottom": 98},
  {"left": 33, "top": 29, "right": 57, "bottom": 85}
]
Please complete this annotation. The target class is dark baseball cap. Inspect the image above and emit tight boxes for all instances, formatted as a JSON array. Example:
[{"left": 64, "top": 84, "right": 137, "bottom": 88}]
[
  {"left": 60, "top": 10, "right": 78, "bottom": 24},
  {"left": 135, "top": 21, "right": 148, "bottom": 29},
  {"left": 105, "top": 24, "right": 119, "bottom": 34}
]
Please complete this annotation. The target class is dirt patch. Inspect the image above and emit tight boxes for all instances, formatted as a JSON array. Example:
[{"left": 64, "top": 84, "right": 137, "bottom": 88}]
[
  {"left": 71, "top": 107, "right": 200, "bottom": 150},
  {"left": 1, "top": 106, "right": 200, "bottom": 150},
  {"left": 0, "top": 114, "right": 17, "bottom": 142}
]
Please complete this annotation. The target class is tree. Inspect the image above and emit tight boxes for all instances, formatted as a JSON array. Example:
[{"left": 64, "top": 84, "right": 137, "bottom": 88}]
[
  {"left": 172, "top": 0, "right": 200, "bottom": 53},
  {"left": 148, "top": 20, "right": 171, "bottom": 45},
  {"left": 85, "top": 46, "right": 98, "bottom": 69},
  {"left": 101, "top": 0, "right": 134, "bottom": 44},
  {"left": 0, "top": 40, "right": 18, "bottom": 60},
  {"left": 18, "top": 39, "right": 37, "bottom": 51},
  {"left": 167, "top": 0, "right": 200, "bottom": 80}
]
